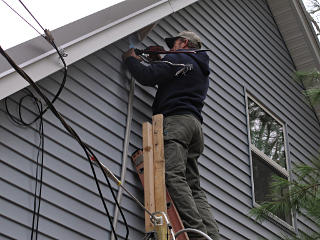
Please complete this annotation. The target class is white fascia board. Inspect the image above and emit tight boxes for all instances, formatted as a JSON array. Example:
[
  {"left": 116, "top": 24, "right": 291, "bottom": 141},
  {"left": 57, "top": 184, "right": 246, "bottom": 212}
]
[
  {"left": 267, "top": 0, "right": 320, "bottom": 71},
  {"left": 0, "top": 0, "right": 198, "bottom": 100},
  {"left": 293, "top": 0, "right": 320, "bottom": 70}
]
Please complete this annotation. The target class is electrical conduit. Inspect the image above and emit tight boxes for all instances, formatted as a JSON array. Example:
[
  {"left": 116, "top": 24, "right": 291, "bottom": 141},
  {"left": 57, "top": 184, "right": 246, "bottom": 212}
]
[{"left": 111, "top": 75, "right": 135, "bottom": 240}]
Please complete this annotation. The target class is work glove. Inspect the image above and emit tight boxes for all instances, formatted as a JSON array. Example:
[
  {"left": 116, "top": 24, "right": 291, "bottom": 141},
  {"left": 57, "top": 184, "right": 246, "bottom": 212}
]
[{"left": 122, "top": 48, "right": 141, "bottom": 62}]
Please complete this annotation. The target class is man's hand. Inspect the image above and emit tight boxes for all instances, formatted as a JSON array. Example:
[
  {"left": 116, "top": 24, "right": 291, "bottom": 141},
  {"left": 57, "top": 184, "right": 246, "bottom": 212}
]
[{"left": 122, "top": 48, "right": 141, "bottom": 62}]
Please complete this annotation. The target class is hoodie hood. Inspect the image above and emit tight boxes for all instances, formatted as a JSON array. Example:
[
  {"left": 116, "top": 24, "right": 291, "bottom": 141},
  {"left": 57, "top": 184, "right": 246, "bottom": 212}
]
[
  {"left": 188, "top": 51, "right": 210, "bottom": 76},
  {"left": 174, "top": 49, "right": 210, "bottom": 76}
]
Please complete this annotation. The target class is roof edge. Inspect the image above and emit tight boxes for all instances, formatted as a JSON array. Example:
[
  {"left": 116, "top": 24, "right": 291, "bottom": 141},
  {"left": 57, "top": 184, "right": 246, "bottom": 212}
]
[
  {"left": 267, "top": 0, "right": 320, "bottom": 71},
  {"left": 0, "top": 0, "right": 199, "bottom": 100},
  {"left": 293, "top": 0, "right": 320, "bottom": 70}
]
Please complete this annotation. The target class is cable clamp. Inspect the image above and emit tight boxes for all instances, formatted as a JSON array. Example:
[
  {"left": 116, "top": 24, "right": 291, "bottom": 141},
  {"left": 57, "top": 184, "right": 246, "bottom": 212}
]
[
  {"left": 150, "top": 212, "right": 175, "bottom": 239},
  {"left": 43, "top": 29, "right": 54, "bottom": 43},
  {"left": 58, "top": 48, "right": 68, "bottom": 58},
  {"left": 154, "top": 215, "right": 163, "bottom": 226}
]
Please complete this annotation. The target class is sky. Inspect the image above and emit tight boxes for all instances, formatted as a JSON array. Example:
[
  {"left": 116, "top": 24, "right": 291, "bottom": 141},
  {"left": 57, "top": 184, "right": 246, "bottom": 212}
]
[
  {"left": 304, "top": 0, "right": 320, "bottom": 29},
  {"left": 0, "top": 0, "right": 318, "bottom": 50},
  {"left": 0, "top": 0, "right": 125, "bottom": 50}
]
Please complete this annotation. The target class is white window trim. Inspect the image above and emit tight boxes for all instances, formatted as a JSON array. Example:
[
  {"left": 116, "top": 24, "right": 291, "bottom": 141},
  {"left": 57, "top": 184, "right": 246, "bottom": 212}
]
[
  {"left": 252, "top": 201, "right": 295, "bottom": 231},
  {"left": 247, "top": 94, "right": 290, "bottom": 176},
  {"left": 251, "top": 145, "right": 289, "bottom": 178},
  {"left": 245, "top": 92, "right": 296, "bottom": 231}
]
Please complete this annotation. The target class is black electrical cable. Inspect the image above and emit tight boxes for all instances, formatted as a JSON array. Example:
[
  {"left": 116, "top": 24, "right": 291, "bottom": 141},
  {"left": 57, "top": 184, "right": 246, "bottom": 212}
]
[
  {"left": 5, "top": 96, "right": 26, "bottom": 126},
  {"left": 88, "top": 150, "right": 130, "bottom": 240},
  {"left": 29, "top": 96, "right": 44, "bottom": 240},
  {"left": 5, "top": 90, "right": 45, "bottom": 239},
  {"left": 0, "top": 45, "right": 129, "bottom": 239},
  {"left": 2, "top": 0, "right": 44, "bottom": 37},
  {"left": 3, "top": 39, "right": 67, "bottom": 127},
  {"left": 35, "top": 115, "right": 44, "bottom": 240},
  {"left": 18, "top": 0, "right": 45, "bottom": 32},
  {"left": 2, "top": 1, "right": 129, "bottom": 238},
  {"left": 27, "top": 38, "right": 68, "bottom": 125},
  {"left": 5, "top": 88, "right": 41, "bottom": 126},
  {"left": 1, "top": 0, "right": 68, "bottom": 125},
  {"left": 0, "top": 0, "right": 43, "bottom": 36},
  {"left": 1, "top": 46, "right": 117, "bottom": 239}
]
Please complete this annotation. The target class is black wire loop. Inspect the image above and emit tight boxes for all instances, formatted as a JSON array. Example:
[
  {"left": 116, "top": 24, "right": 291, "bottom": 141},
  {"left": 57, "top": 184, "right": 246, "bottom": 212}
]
[{"left": 0, "top": 1, "right": 130, "bottom": 239}]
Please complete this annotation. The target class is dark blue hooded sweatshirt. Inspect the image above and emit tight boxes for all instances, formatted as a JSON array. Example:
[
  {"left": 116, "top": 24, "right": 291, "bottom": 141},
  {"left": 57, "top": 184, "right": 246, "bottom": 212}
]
[{"left": 125, "top": 49, "right": 210, "bottom": 123}]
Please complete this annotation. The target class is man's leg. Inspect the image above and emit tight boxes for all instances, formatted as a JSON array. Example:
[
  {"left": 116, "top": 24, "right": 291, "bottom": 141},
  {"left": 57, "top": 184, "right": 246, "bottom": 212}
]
[
  {"left": 186, "top": 117, "right": 220, "bottom": 240},
  {"left": 164, "top": 115, "right": 207, "bottom": 238}
]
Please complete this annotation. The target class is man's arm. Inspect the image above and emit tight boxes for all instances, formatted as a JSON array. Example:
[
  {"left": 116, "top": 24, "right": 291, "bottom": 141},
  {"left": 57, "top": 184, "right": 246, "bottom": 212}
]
[{"left": 123, "top": 49, "right": 176, "bottom": 87}]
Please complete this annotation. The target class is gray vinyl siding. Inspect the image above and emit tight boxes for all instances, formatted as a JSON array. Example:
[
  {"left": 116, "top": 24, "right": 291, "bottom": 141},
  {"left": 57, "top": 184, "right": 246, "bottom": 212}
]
[{"left": 1, "top": 0, "right": 319, "bottom": 239}]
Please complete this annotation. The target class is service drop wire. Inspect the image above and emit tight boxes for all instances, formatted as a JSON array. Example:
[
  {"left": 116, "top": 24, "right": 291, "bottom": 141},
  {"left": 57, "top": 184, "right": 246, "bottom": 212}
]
[
  {"left": 18, "top": 0, "right": 46, "bottom": 32},
  {"left": 0, "top": 46, "right": 128, "bottom": 240},
  {"left": 1, "top": 0, "right": 68, "bottom": 124},
  {"left": 27, "top": 34, "right": 68, "bottom": 125},
  {"left": 31, "top": 99, "right": 44, "bottom": 240},
  {"left": 1, "top": 30, "right": 129, "bottom": 238},
  {"left": 0, "top": 0, "right": 43, "bottom": 36},
  {"left": 10, "top": 91, "right": 45, "bottom": 240},
  {"left": 4, "top": 36, "right": 68, "bottom": 126},
  {"left": 1, "top": 1, "right": 127, "bottom": 237},
  {"left": 5, "top": 89, "right": 45, "bottom": 240},
  {"left": 3, "top": 32, "right": 67, "bottom": 240}
]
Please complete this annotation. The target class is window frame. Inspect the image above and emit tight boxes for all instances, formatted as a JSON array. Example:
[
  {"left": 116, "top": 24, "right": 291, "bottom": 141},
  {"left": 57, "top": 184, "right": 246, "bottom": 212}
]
[{"left": 245, "top": 92, "right": 296, "bottom": 231}]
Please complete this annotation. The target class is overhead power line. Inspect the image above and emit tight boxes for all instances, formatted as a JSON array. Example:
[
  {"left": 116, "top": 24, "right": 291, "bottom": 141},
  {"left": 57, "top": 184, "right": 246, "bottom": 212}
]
[
  {"left": 0, "top": 1, "right": 130, "bottom": 239},
  {"left": 0, "top": 0, "right": 43, "bottom": 36},
  {"left": 17, "top": 0, "right": 45, "bottom": 32}
]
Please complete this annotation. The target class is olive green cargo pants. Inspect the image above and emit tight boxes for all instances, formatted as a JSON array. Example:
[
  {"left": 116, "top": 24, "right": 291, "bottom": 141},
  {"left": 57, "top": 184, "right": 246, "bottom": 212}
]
[{"left": 163, "top": 114, "right": 220, "bottom": 240}]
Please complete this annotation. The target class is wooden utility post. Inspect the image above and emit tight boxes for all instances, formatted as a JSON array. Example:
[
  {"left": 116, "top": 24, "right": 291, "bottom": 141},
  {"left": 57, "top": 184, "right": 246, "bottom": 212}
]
[
  {"left": 152, "top": 114, "right": 167, "bottom": 239},
  {"left": 136, "top": 114, "right": 189, "bottom": 240},
  {"left": 142, "top": 122, "right": 155, "bottom": 232},
  {"left": 142, "top": 114, "right": 167, "bottom": 239},
  {"left": 152, "top": 114, "right": 166, "bottom": 214}
]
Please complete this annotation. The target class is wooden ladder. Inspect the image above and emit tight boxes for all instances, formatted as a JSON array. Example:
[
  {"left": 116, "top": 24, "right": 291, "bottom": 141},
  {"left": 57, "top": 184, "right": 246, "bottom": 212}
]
[{"left": 131, "top": 114, "right": 189, "bottom": 240}]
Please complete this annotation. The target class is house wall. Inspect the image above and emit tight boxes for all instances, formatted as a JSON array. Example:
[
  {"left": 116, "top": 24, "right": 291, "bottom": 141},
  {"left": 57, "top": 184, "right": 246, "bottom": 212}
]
[{"left": 1, "top": 0, "right": 319, "bottom": 239}]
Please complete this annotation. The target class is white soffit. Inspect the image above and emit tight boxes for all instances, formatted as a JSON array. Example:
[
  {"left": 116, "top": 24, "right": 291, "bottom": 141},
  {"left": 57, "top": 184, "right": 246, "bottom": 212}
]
[{"left": 267, "top": 0, "right": 320, "bottom": 71}]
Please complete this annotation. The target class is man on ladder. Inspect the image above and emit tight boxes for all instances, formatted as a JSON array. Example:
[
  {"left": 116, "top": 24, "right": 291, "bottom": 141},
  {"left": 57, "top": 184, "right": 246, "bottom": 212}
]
[{"left": 122, "top": 31, "right": 220, "bottom": 240}]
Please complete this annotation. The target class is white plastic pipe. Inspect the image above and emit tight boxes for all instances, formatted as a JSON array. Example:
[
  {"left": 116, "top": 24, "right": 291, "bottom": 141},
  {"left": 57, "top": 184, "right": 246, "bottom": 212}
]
[{"left": 111, "top": 76, "right": 135, "bottom": 240}]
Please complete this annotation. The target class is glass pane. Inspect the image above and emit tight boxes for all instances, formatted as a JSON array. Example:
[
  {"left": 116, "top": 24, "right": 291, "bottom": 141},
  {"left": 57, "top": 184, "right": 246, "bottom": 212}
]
[
  {"left": 248, "top": 98, "right": 287, "bottom": 169},
  {"left": 252, "top": 152, "right": 292, "bottom": 225}
]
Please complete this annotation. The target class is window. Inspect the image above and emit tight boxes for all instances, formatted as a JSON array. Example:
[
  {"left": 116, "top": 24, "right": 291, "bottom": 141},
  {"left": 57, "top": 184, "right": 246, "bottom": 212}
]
[{"left": 247, "top": 96, "right": 293, "bottom": 226}]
